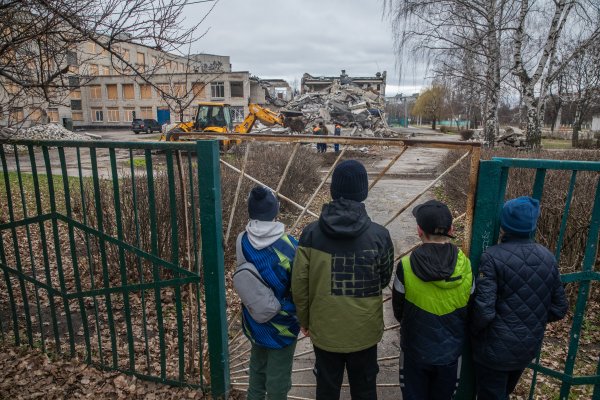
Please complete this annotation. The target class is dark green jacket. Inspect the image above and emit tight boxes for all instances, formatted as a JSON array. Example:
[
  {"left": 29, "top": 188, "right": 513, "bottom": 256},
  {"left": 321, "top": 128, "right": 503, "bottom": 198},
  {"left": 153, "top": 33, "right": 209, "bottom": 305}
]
[{"left": 291, "top": 199, "right": 394, "bottom": 352}]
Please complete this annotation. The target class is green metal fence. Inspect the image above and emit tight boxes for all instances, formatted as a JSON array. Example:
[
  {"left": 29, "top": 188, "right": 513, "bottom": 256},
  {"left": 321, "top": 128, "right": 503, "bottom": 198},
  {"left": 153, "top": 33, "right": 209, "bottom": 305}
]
[
  {"left": 458, "top": 157, "right": 600, "bottom": 399},
  {"left": 0, "top": 139, "right": 229, "bottom": 397}
]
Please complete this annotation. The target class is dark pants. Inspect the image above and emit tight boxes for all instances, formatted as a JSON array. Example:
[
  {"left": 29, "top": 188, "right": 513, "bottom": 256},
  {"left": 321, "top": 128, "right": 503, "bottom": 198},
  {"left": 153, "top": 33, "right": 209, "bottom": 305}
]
[
  {"left": 474, "top": 362, "right": 524, "bottom": 400},
  {"left": 399, "top": 350, "right": 460, "bottom": 400},
  {"left": 313, "top": 345, "right": 379, "bottom": 400},
  {"left": 317, "top": 143, "right": 327, "bottom": 153},
  {"left": 247, "top": 341, "right": 297, "bottom": 400}
]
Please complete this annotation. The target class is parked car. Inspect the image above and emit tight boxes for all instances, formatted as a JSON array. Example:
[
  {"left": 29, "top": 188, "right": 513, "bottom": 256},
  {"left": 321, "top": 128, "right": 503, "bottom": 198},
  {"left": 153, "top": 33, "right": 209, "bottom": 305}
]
[{"left": 132, "top": 118, "right": 161, "bottom": 134}]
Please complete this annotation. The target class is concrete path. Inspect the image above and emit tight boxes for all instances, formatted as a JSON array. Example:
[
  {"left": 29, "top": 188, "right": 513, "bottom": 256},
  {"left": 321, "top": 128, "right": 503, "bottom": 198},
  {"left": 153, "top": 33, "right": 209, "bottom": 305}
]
[{"left": 230, "top": 137, "right": 452, "bottom": 399}]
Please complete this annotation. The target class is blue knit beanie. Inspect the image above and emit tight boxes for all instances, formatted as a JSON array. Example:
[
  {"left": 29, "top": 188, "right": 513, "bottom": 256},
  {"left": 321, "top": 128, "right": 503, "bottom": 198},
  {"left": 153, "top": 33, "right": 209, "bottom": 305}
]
[
  {"left": 330, "top": 160, "right": 368, "bottom": 202},
  {"left": 500, "top": 196, "right": 540, "bottom": 236},
  {"left": 248, "top": 186, "right": 279, "bottom": 221}
]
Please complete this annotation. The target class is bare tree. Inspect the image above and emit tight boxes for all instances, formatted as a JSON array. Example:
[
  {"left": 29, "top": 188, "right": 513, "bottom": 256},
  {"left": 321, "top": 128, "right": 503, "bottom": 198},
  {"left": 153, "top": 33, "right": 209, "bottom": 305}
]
[
  {"left": 0, "top": 0, "right": 214, "bottom": 126},
  {"left": 385, "top": 0, "right": 517, "bottom": 144},
  {"left": 512, "top": 0, "right": 600, "bottom": 147}
]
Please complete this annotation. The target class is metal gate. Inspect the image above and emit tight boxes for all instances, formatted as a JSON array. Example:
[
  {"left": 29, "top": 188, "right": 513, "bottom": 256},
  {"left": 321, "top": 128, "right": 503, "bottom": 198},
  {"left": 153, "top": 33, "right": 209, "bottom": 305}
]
[
  {"left": 458, "top": 157, "right": 600, "bottom": 399},
  {"left": 0, "top": 140, "right": 229, "bottom": 397}
]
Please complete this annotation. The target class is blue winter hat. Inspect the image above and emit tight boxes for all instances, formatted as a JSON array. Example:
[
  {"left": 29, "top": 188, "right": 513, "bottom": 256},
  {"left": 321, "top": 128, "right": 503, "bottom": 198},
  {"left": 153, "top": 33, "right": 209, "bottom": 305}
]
[
  {"left": 248, "top": 186, "right": 279, "bottom": 221},
  {"left": 330, "top": 160, "right": 368, "bottom": 202},
  {"left": 500, "top": 196, "right": 540, "bottom": 236}
]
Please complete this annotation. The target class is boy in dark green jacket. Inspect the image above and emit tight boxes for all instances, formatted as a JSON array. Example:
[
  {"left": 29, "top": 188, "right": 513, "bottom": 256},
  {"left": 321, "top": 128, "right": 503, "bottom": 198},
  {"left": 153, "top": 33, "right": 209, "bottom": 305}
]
[{"left": 292, "top": 160, "right": 394, "bottom": 400}]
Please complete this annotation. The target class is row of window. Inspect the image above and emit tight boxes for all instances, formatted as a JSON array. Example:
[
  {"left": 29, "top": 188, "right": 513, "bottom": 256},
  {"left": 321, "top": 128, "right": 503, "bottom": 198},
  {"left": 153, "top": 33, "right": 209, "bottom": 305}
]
[
  {"left": 0, "top": 108, "right": 60, "bottom": 123},
  {"left": 85, "top": 81, "right": 244, "bottom": 101},
  {"left": 90, "top": 107, "right": 154, "bottom": 122}
]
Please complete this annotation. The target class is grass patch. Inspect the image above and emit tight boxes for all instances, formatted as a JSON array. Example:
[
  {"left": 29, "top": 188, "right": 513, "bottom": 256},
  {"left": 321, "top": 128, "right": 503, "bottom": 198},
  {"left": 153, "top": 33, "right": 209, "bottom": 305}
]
[
  {"left": 542, "top": 138, "right": 573, "bottom": 149},
  {"left": 125, "top": 157, "right": 147, "bottom": 168}
]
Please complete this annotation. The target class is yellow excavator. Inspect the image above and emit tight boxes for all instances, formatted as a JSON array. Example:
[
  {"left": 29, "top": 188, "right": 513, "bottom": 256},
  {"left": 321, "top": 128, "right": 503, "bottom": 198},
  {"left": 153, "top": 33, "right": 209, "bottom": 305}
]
[{"left": 160, "top": 102, "right": 305, "bottom": 146}]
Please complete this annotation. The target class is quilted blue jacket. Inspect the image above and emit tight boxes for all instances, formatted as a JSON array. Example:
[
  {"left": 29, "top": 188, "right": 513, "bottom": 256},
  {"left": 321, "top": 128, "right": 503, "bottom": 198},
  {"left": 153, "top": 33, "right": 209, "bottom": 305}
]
[{"left": 470, "top": 235, "right": 568, "bottom": 371}]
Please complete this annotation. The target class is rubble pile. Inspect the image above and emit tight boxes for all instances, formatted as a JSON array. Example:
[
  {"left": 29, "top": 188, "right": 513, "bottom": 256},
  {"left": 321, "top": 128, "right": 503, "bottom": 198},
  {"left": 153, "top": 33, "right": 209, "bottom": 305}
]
[
  {"left": 283, "top": 81, "right": 396, "bottom": 137},
  {"left": 1, "top": 123, "right": 93, "bottom": 151},
  {"left": 496, "top": 127, "right": 529, "bottom": 148}
]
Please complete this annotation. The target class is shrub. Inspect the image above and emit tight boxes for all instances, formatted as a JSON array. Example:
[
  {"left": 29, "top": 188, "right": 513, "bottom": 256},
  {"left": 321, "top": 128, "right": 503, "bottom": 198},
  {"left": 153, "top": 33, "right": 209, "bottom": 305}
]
[
  {"left": 440, "top": 126, "right": 448, "bottom": 133},
  {"left": 459, "top": 130, "right": 474, "bottom": 141}
]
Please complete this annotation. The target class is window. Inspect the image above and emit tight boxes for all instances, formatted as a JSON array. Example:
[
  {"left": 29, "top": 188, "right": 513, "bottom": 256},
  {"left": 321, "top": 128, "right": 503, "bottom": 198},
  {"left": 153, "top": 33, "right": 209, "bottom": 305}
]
[
  {"left": 89, "top": 85, "right": 102, "bottom": 99},
  {"left": 30, "top": 109, "right": 42, "bottom": 123},
  {"left": 89, "top": 64, "right": 98, "bottom": 76},
  {"left": 68, "top": 76, "right": 80, "bottom": 88},
  {"left": 136, "top": 52, "right": 145, "bottom": 65},
  {"left": 106, "top": 84, "right": 118, "bottom": 100},
  {"left": 47, "top": 108, "right": 59, "bottom": 123},
  {"left": 70, "top": 100, "right": 82, "bottom": 110},
  {"left": 68, "top": 65, "right": 79, "bottom": 74},
  {"left": 192, "top": 82, "right": 205, "bottom": 98},
  {"left": 230, "top": 81, "right": 244, "bottom": 98},
  {"left": 101, "top": 65, "right": 110, "bottom": 75},
  {"left": 230, "top": 106, "right": 245, "bottom": 123},
  {"left": 140, "top": 107, "right": 153, "bottom": 119},
  {"left": 156, "top": 83, "right": 170, "bottom": 97},
  {"left": 66, "top": 51, "right": 77, "bottom": 66},
  {"left": 211, "top": 82, "right": 225, "bottom": 98},
  {"left": 123, "top": 108, "right": 135, "bottom": 122},
  {"left": 151, "top": 56, "right": 157, "bottom": 66},
  {"left": 122, "top": 84, "right": 134, "bottom": 100},
  {"left": 72, "top": 112, "right": 83, "bottom": 121},
  {"left": 10, "top": 108, "right": 24, "bottom": 122},
  {"left": 107, "top": 108, "right": 119, "bottom": 122},
  {"left": 70, "top": 89, "right": 81, "bottom": 99},
  {"left": 174, "top": 83, "right": 185, "bottom": 97},
  {"left": 140, "top": 84, "right": 152, "bottom": 99},
  {"left": 91, "top": 108, "right": 103, "bottom": 122},
  {"left": 122, "top": 48, "right": 130, "bottom": 61}
]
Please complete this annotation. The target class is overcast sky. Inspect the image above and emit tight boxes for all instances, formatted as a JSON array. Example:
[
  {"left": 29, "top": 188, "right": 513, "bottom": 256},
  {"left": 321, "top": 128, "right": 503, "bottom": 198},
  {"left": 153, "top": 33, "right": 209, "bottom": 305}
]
[{"left": 186, "top": 0, "right": 426, "bottom": 96}]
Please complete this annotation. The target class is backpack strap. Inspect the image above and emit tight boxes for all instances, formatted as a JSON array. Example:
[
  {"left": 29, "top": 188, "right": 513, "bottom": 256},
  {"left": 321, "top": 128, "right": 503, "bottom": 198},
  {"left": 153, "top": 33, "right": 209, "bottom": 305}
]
[{"left": 236, "top": 232, "right": 249, "bottom": 266}]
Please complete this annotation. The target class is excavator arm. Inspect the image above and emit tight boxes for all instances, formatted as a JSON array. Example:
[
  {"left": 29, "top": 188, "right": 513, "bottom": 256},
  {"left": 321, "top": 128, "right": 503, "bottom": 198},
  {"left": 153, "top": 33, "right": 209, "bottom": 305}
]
[{"left": 234, "top": 103, "right": 286, "bottom": 133}]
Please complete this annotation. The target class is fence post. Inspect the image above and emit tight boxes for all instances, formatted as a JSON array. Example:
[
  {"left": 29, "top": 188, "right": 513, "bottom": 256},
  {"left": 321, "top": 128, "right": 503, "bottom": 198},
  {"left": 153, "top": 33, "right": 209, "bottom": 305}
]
[
  {"left": 197, "top": 140, "right": 230, "bottom": 398},
  {"left": 455, "top": 159, "right": 503, "bottom": 400}
]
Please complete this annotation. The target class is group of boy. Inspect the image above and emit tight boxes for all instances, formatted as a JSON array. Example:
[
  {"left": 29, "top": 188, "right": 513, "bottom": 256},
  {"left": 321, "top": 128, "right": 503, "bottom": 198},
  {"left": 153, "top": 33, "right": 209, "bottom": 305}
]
[
  {"left": 312, "top": 123, "right": 342, "bottom": 153},
  {"left": 235, "top": 159, "right": 567, "bottom": 400}
]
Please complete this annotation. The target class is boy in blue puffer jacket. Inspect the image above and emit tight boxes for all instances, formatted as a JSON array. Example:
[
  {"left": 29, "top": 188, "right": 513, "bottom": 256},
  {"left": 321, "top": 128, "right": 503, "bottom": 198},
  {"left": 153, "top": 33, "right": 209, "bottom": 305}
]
[
  {"left": 237, "top": 186, "right": 299, "bottom": 400},
  {"left": 471, "top": 196, "right": 568, "bottom": 400}
]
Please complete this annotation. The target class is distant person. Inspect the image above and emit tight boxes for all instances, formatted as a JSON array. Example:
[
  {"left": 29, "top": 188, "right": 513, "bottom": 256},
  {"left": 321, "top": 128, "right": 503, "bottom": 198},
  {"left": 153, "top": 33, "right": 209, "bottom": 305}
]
[
  {"left": 470, "top": 196, "right": 568, "bottom": 400},
  {"left": 313, "top": 124, "right": 324, "bottom": 153},
  {"left": 334, "top": 124, "right": 341, "bottom": 153},
  {"left": 319, "top": 122, "right": 329, "bottom": 153},
  {"left": 392, "top": 200, "right": 473, "bottom": 400},
  {"left": 292, "top": 160, "right": 394, "bottom": 400},
  {"left": 234, "top": 186, "right": 299, "bottom": 400}
]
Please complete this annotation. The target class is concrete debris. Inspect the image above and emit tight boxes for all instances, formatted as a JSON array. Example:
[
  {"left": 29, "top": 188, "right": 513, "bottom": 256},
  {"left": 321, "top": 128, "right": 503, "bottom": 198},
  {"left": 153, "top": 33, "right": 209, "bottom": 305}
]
[
  {"left": 496, "top": 127, "right": 529, "bottom": 148},
  {"left": 281, "top": 82, "right": 397, "bottom": 138},
  {"left": 1, "top": 123, "right": 94, "bottom": 152}
]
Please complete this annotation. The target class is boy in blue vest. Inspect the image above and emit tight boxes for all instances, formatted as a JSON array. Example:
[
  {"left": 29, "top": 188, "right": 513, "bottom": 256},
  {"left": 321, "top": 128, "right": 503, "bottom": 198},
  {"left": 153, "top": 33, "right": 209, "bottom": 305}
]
[
  {"left": 237, "top": 186, "right": 299, "bottom": 400},
  {"left": 392, "top": 199, "right": 473, "bottom": 400}
]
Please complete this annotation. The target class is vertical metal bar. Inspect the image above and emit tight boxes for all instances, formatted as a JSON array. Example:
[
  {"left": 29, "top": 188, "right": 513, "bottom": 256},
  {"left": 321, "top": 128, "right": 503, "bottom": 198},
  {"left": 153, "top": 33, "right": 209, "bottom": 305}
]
[
  {"left": 224, "top": 143, "right": 250, "bottom": 246},
  {"left": 554, "top": 170, "right": 577, "bottom": 260},
  {"left": 13, "top": 144, "right": 45, "bottom": 351},
  {"left": 28, "top": 145, "right": 60, "bottom": 351},
  {"left": 197, "top": 140, "right": 230, "bottom": 398},
  {"left": 463, "top": 146, "right": 481, "bottom": 256},
  {"left": 291, "top": 147, "right": 347, "bottom": 231},
  {"left": 145, "top": 149, "right": 167, "bottom": 381},
  {"left": 129, "top": 149, "right": 151, "bottom": 372},
  {"left": 165, "top": 150, "right": 185, "bottom": 382},
  {"left": 455, "top": 160, "right": 503, "bottom": 400},
  {"left": 76, "top": 147, "right": 104, "bottom": 364},
  {"left": 187, "top": 152, "right": 204, "bottom": 387},
  {"left": 368, "top": 145, "right": 407, "bottom": 190},
  {"left": 109, "top": 148, "right": 135, "bottom": 371},
  {"left": 494, "top": 166, "right": 510, "bottom": 238},
  {"left": 59, "top": 147, "right": 91, "bottom": 362},
  {"left": 559, "top": 175, "right": 600, "bottom": 399},
  {"left": 0, "top": 149, "right": 19, "bottom": 344},
  {"left": 531, "top": 168, "right": 547, "bottom": 201},
  {"left": 42, "top": 146, "right": 75, "bottom": 355},
  {"left": 0, "top": 146, "right": 32, "bottom": 346},
  {"left": 90, "top": 147, "right": 118, "bottom": 367}
]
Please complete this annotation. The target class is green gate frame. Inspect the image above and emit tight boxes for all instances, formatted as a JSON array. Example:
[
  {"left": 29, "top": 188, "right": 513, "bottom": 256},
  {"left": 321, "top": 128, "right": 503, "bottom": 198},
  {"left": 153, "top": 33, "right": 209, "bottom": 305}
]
[
  {"left": 457, "top": 157, "right": 600, "bottom": 399},
  {"left": 0, "top": 140, "right": 230, "bottom": 398}
]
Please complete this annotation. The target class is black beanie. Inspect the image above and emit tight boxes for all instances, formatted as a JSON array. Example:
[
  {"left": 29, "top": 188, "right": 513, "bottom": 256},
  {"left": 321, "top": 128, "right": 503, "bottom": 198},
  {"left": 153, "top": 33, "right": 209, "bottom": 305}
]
[
  {"left": 248, "top": 186, "right": 279, "bottom": 221},
  {"left": 330, "top": 160, "right": 368, "bottom": 202}
]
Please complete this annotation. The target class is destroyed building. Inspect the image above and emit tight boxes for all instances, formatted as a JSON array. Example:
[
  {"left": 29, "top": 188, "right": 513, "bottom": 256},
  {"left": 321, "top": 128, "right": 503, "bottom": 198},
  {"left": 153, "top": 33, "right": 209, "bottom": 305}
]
[{"left": 301, "top": 70, "right": 386, "bottom": 96}]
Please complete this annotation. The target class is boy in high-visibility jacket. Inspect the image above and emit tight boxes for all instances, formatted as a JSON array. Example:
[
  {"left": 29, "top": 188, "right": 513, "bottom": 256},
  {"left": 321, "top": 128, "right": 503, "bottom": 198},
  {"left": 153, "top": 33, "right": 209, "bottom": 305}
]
[{"left": 392, "top": 200, "right": 474, "bottom": 400}]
